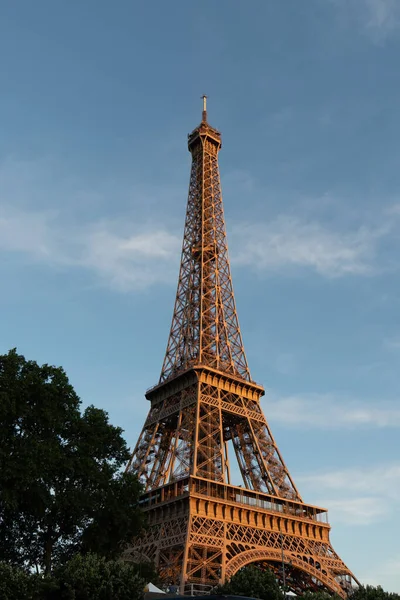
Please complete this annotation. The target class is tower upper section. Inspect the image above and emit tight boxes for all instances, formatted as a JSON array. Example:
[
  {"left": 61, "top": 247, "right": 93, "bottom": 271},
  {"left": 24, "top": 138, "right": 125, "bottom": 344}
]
[{"left": 160, "top": 100, "right": 251, "bottom": 384}]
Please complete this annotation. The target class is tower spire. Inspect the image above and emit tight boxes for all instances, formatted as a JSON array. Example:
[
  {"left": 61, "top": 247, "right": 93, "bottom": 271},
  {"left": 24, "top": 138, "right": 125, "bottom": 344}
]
[
  {"left": 160, "top": 98, "right": 250, "bottom": 383},
  {"left": 201, "top": 94, "right": 208, "bottom": 122}
]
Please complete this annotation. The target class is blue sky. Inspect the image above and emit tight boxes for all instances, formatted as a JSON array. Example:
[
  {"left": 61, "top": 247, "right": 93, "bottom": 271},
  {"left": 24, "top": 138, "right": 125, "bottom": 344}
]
[{"left": 1, "top": 0, "right": 399, "bottom": 591}]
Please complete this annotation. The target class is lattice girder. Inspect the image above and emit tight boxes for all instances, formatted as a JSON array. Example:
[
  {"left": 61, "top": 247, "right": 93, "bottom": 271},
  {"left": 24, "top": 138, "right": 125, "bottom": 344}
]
[
  {"left": 126, "top": 104, "right": 358, "bottom": 596},
  {"left": 125, "top": 477, "right": 358, "bottom": 596},
  {"left": 160, "top": 116, "right": 250, "bottom": 383},
  {"left": 129, "top": 370, "right": 300, "bottom": 500}
]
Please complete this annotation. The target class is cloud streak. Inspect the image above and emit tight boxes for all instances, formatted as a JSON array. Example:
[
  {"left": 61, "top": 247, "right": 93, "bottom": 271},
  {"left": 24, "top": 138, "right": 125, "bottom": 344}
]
[
  {"left": 0, "top": 157, "right": 399, "bottom": 290},
  {"left": 316, "top": 497, "right": 388, "bottom": 525},
  {"left": 80, "top": 224, "right": 180, "bottom": 289},
  {"left": 298, "top": 462, "right": 400, "bottom": 525},
  {"left": 231, "top": 216, "right": 387, "bottom": 278},
  {"left": 0, "top": 206, "right": 56, "bottom": 258},
  {"left": 332, "top": 0, "right": 400, "bottom": 43},
  {"left": 0, "top": 205, "right": 181, "bottom": 290},
  {"left": 361, "top": 554, "right": 400, "bottom": 588},
  {"left": 383, "top": 336, "right": 400, "bottom": 350},
  {"left": 298, "top": 463, "right": 400, "bottom": 494},
  {"left": 264, "top": 393, "right": 400, "bottom": 429},
  {"left": 364, "top": 0, "right": 400, "bottom": 40},
  {"left": 0, "top": 202, "right": 397, "bottom": 289}
]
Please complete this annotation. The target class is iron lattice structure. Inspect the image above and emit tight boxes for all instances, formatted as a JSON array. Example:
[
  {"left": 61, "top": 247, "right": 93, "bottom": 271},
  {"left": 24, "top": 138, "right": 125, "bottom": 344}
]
[{"left": 126, "top": 100, "right": 358, "bottom": 597}]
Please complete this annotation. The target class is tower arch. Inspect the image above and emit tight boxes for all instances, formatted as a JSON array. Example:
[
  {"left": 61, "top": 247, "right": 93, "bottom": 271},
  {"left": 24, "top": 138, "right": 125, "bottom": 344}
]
[{"left": 226, "top": 549, "right": 346, "bottom": 597}]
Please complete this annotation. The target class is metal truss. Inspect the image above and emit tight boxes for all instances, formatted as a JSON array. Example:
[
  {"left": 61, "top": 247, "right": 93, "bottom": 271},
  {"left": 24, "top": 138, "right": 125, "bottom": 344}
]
[
  {"left": 128, "top": 375, "right": 300, "bottom": 501},
  {"left": 124, "top": 478, "right": 358, "bottom": 597},
  {"left": 125, "top": 103, "right": 358, "bottom": 596},
  {"left": 159, "top": 108, "right": 250, "bottom": 383}
]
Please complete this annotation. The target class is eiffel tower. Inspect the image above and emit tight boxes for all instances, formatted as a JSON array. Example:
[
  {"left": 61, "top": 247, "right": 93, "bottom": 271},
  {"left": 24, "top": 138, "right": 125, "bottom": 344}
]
[{"left": 126, "top": 98, "right": 358, "bottom": 597}]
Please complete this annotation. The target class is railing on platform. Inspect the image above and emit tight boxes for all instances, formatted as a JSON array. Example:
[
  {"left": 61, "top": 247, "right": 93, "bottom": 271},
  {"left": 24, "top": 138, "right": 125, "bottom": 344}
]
[
  {"left": 139, "top": 475, "right": 329, "bottom": 524},
  {"left": 191, "top": 477, "right": 329, "bottom": 524},
  {"left": 182, "top": 583, "right": 214, "bottom": 596}
]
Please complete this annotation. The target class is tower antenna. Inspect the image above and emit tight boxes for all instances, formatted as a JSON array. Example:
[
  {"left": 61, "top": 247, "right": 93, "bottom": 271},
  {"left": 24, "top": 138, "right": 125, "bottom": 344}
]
[{"left": 201, "top": 94, "right": 208, "bottom": 122}]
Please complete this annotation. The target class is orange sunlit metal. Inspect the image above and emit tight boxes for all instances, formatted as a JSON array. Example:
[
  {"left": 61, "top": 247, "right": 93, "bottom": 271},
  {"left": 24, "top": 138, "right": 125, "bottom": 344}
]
[{"left": 126, "top": 102, "right": 358, "bottom": 597}]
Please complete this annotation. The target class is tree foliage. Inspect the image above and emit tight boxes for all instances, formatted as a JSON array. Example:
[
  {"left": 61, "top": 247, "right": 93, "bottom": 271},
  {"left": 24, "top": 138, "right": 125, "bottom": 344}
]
[
  {"left": 0, "top": 555, "right": 145, "bottom": 600},
  {"left": 0, "top": 349, "right": 143, "bottom": 574},
  {"left": 0, "top": 562, "right": 39, "bottom": 600},
  {"left": 217, "top": 568, "right": 400, "bottom": 600},
  {"left": 351, "top": 586, "right": 400, "bottom": 600},
  {"left": 52, "top": 553, "right": 145, "bottom": 600},
  {"left": 217, "top": 565, "right": 283, "bottom": 600},
  {"left": 0, "top": 562, "right": 57, "bottom": 600}
]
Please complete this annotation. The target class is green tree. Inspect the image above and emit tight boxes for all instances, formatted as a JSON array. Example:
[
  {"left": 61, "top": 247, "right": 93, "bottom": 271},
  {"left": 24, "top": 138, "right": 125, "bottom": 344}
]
[
  {"left": 0, "top": 349, "right": 144, "bottom": 574},
  {"left": 52, "top": 553, "right": 145, "bottom": 600},
  {"left": 0, "top": 562, "right": 57, "bottom": 600},
  {"left": 217, "top": 565, "right": 283, "bottom": 600},
  {"left": 351, "top": 586, "right": 400, "bottom": 600},
  {"left": 0, "top": 562, "right": 38, "bottom": 600}
]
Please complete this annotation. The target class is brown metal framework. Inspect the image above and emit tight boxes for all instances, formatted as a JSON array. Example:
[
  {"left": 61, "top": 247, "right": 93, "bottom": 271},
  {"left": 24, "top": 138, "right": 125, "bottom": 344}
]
[{"left": 126, "top": 100, "right": 358, "bottom": 597}]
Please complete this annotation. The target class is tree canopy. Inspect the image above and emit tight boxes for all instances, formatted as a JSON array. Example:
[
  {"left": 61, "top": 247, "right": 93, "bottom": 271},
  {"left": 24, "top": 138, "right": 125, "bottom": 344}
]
[
  {"left": 217, "top": 564, "right": 283, "bottom": 600},
  {"left": 0, "top": 555, "right": 145, "bottom": 600},
  {"left": 52, "top": 553, "right": 145, "bottom": 600},
  {"left": 0, "top": 562, "right": 46, "bottom": 600},
  {"left": 0, "top": 349, "right": 143, "bottom": 574},
  {"left": 217, "top": 566, "right": 400, "bottom": 600},
  {"left": 352, "top": 586, "right": 400, "bottom": 600}
]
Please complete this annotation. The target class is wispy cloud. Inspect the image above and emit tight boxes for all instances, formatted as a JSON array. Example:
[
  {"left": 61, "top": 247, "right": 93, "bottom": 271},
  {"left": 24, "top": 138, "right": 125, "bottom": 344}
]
[
  {"left": 387, "top": 203, "right": 400, "bottom": 216},
  {"left": 364, "top": 0, "right": 400, "bottom": 40},
  {"left": 0, "top": 157, "right": 186, "bottom": 290},
  {"left": 383, "top": 336, "right": 400, "bottom": 350},
  {"left": 332, "top": 0, "right": 400, "bottom": 43},
  {"left": 0, "top": 157, "right": 399, "bottom": 289},
  {"left": 315, "top": 497, "right": 387, "bottom": 525},
  {"left": 0, "top": 205, "right": 180, "bottom": 290},
  {"left": 232, "top": 216, "right": 386, "bottom": 278},
  {"left": 2, "top": 206, "right": 390, "bottom": 287},
  {"left": 0, "top": 206, "right": 56, "bottom": 258},
  {"left": 299, "top": 463, "right": 400, "bottom": 493},
  {"left": 298, "top": 463, "right": 400, "bottom": 525},
  {"left": 361, "top": 554, "right": 400, "bottom": 588},
  {"left": 81, "top": 224, "right": 180, "bottom": 289},
  {"left": 265, "top": 393, "right": 400, "bottom": 429},
  {"left": 1, "top": 201, "right": 398, "bottom": 288}
]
